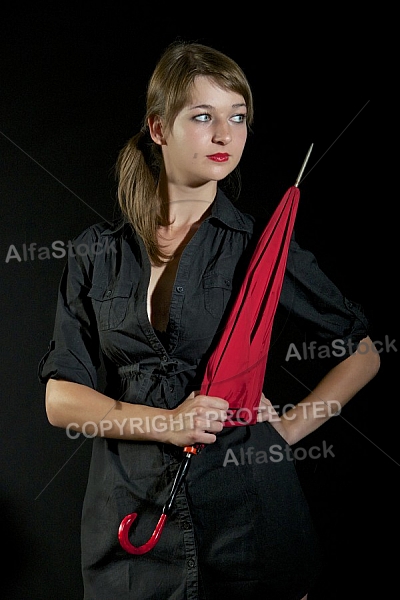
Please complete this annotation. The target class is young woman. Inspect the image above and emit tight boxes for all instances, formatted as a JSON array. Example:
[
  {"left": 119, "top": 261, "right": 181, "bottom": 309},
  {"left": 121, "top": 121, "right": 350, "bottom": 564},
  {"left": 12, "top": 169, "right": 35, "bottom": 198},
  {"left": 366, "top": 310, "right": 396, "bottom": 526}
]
[{"left": 39, "top": 41, "right": 380, "bottom": 600}]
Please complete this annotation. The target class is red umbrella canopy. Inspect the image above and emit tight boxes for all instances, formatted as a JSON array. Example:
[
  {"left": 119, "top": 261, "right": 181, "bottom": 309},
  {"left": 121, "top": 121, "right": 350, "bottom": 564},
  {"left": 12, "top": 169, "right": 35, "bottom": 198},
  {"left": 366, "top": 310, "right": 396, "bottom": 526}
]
[{"left": 200, "top": 184, "right": 300, "bottom": 426}]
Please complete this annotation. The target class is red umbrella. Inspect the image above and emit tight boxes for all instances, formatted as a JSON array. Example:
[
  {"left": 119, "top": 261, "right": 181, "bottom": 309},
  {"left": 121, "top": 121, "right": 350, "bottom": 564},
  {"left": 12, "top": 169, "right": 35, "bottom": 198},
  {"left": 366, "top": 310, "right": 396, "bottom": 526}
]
[{"left": 118, "top": 145, "right": 314, "bottom": 554}]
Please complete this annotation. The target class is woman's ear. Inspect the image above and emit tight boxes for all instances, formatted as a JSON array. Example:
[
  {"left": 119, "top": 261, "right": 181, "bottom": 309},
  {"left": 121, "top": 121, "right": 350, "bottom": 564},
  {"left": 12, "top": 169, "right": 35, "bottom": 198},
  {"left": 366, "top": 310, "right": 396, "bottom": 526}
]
[{"left": 148, "top": 116, "right": 165, "bottom": 145}]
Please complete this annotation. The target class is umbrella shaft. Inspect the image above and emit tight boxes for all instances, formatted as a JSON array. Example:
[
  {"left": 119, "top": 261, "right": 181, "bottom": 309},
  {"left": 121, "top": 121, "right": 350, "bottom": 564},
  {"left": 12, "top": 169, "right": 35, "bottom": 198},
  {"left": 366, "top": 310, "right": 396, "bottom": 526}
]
[{"left": 163, "top": 454, "right": 192, "bottom": 514}]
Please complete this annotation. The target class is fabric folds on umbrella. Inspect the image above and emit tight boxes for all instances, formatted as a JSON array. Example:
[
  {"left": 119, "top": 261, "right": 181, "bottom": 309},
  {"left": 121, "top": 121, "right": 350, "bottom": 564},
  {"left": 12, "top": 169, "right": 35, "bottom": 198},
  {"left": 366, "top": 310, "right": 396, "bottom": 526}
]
[{"left": 200, "top": 185, "right": 300, "bottom": 426}]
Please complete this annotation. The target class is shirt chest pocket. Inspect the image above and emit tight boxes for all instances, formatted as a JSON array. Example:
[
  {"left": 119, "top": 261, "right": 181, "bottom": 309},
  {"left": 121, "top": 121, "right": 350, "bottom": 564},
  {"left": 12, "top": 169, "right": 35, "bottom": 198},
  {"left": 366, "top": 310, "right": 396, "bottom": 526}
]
[
  {"left": 87, "top": 282, "right": 133, "bottom": 331},
  {"left": 203, "top": 272, "right": 233, "bottom": 319}
]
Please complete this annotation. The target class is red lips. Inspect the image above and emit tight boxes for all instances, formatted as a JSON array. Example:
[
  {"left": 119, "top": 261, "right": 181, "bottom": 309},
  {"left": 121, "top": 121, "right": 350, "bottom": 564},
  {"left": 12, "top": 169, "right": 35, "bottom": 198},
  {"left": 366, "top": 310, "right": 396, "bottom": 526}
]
[{"left": 207, "top": 153, "right": 229, "bottom": 162}]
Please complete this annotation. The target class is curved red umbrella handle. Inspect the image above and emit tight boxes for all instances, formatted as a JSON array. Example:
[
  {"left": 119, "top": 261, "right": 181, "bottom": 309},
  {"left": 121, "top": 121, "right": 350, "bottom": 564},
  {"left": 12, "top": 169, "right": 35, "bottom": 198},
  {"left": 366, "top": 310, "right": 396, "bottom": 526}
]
[
  {"left": 118, "top": 445, "right": 201, "bottom": 555},
  {"left": 118, "top": 511, "right": 167, "bottom": 555}
]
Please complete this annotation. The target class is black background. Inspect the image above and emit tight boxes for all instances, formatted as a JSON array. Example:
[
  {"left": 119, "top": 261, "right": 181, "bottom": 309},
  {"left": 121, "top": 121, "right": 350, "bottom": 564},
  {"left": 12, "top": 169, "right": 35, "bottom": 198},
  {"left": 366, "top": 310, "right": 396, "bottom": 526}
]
[{"left": 1, "top": 7, "right": 397, "bottom": 599}]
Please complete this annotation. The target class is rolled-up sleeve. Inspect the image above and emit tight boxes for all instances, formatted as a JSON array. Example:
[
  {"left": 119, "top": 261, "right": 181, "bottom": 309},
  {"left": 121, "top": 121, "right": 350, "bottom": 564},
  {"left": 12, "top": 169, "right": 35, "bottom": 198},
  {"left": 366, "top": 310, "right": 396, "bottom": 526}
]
[
  {"left": 38, "top": 228, "right": 101, "bottom": 389},
  {"left": 280, "top": 235, "right": 370, "bottom": 356}
]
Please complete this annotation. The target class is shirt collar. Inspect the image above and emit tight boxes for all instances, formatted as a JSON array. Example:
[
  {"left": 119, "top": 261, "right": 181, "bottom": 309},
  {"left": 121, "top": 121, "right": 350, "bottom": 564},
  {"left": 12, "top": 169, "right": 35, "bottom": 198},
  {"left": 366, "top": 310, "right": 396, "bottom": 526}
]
[
  {"left": 99, "top": 187, "right": 254, "bottom": 237},
  {"left": 208, "top": 188, "right": 254, "bottom": 233}
]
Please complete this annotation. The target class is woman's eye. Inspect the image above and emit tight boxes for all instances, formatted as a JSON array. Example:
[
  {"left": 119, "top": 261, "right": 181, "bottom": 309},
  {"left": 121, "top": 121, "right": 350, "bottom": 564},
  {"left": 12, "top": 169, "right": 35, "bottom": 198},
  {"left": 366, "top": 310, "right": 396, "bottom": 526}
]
[
  {"left": 194, "top": 114, "right": 211, "bottom": 122},
  {"left": 231, "top": 114, "right": 246, "bottom": 123}
]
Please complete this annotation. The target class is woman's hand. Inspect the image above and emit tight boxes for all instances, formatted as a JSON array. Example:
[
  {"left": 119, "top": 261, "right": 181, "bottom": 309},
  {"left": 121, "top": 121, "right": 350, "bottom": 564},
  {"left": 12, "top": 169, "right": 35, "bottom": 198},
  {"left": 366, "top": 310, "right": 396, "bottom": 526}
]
[
  {"left": 256, "top": 393, "right": 279, "bottom": 423},
  {"left": 165, "top": 391, "right": 229, "bottom": 447},
  {"left": 256, "top": 393, "right": 290, "bottom": 442}
]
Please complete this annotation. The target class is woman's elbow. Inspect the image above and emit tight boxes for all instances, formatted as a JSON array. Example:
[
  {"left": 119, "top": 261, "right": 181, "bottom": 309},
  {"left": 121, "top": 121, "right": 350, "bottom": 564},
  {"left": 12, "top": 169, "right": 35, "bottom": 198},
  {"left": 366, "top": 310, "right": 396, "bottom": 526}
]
[
  {"left": 45, "top": 378, "right": 67, "bottom": 427},
  {"left": 360, "top": 336, "right": 381, "bottom": 380}
]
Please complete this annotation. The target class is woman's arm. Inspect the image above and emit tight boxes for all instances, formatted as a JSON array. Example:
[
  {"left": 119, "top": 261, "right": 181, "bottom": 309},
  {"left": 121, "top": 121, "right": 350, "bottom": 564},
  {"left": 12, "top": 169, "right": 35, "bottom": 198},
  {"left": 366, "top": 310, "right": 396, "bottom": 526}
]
[
  {"left": 259, "top": 335, "right": 380, "bottom": 445},
  {"left": 45, "top": 379, "right": 229, "bottom": 447}
]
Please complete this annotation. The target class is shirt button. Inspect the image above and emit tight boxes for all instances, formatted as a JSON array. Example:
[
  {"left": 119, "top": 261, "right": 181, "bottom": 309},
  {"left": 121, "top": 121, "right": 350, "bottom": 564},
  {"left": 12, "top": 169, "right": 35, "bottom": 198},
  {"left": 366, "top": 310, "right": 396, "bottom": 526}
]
[
  {"left": 176, "top": 286, "right": 184, "bottom": 293},
  {"left": 187, "top": 559, "right": 195, "bottom": 568},
  {"left": 105, "top": 290, "right": 112, "bottom": 297},
  {"left": 183, "top": 521, "right": 191, "bottom": 530}
]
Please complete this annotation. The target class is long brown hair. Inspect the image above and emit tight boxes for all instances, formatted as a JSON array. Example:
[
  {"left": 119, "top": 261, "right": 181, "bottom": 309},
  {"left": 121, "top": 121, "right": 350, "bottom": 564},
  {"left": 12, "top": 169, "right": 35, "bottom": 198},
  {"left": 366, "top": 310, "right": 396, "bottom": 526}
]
[{"left": 115, "top": 41, "right": 254, "bottom": 265}]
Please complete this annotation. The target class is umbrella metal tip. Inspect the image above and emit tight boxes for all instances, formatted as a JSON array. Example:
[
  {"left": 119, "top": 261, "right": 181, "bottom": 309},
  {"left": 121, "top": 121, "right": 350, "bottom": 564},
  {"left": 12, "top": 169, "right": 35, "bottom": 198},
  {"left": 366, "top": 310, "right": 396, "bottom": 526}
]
[{"left": 294, "top": 144, "right": 314, "bottom": 187}]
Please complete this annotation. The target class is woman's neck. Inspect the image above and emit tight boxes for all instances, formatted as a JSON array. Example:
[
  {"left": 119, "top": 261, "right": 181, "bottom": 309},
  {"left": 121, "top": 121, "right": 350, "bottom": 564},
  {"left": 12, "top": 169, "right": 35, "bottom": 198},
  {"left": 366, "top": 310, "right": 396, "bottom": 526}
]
[{"left": 157, "top": 180, "right": 217, "bottom": 228}]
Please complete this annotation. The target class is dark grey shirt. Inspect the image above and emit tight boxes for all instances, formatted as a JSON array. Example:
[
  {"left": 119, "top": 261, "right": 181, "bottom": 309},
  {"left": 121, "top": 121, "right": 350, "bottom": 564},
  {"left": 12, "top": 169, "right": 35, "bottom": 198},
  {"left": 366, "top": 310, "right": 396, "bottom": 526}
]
[{"left": 38, "top": 188, "right": 369, "bottom": 600}]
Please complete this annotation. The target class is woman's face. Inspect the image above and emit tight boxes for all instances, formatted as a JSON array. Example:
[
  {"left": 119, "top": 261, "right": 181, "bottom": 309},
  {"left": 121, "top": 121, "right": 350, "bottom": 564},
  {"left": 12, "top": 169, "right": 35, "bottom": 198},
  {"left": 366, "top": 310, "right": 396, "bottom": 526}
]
[{"left": 155, "top": 76, "right": 248, "bottom": 188}]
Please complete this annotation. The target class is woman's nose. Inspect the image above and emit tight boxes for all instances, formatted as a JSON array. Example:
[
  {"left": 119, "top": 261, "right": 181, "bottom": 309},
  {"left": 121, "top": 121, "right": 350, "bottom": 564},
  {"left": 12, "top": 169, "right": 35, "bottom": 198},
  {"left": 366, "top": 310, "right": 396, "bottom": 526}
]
[{"left": 212, "top": 122, "right": 231, "bottom": 144}]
